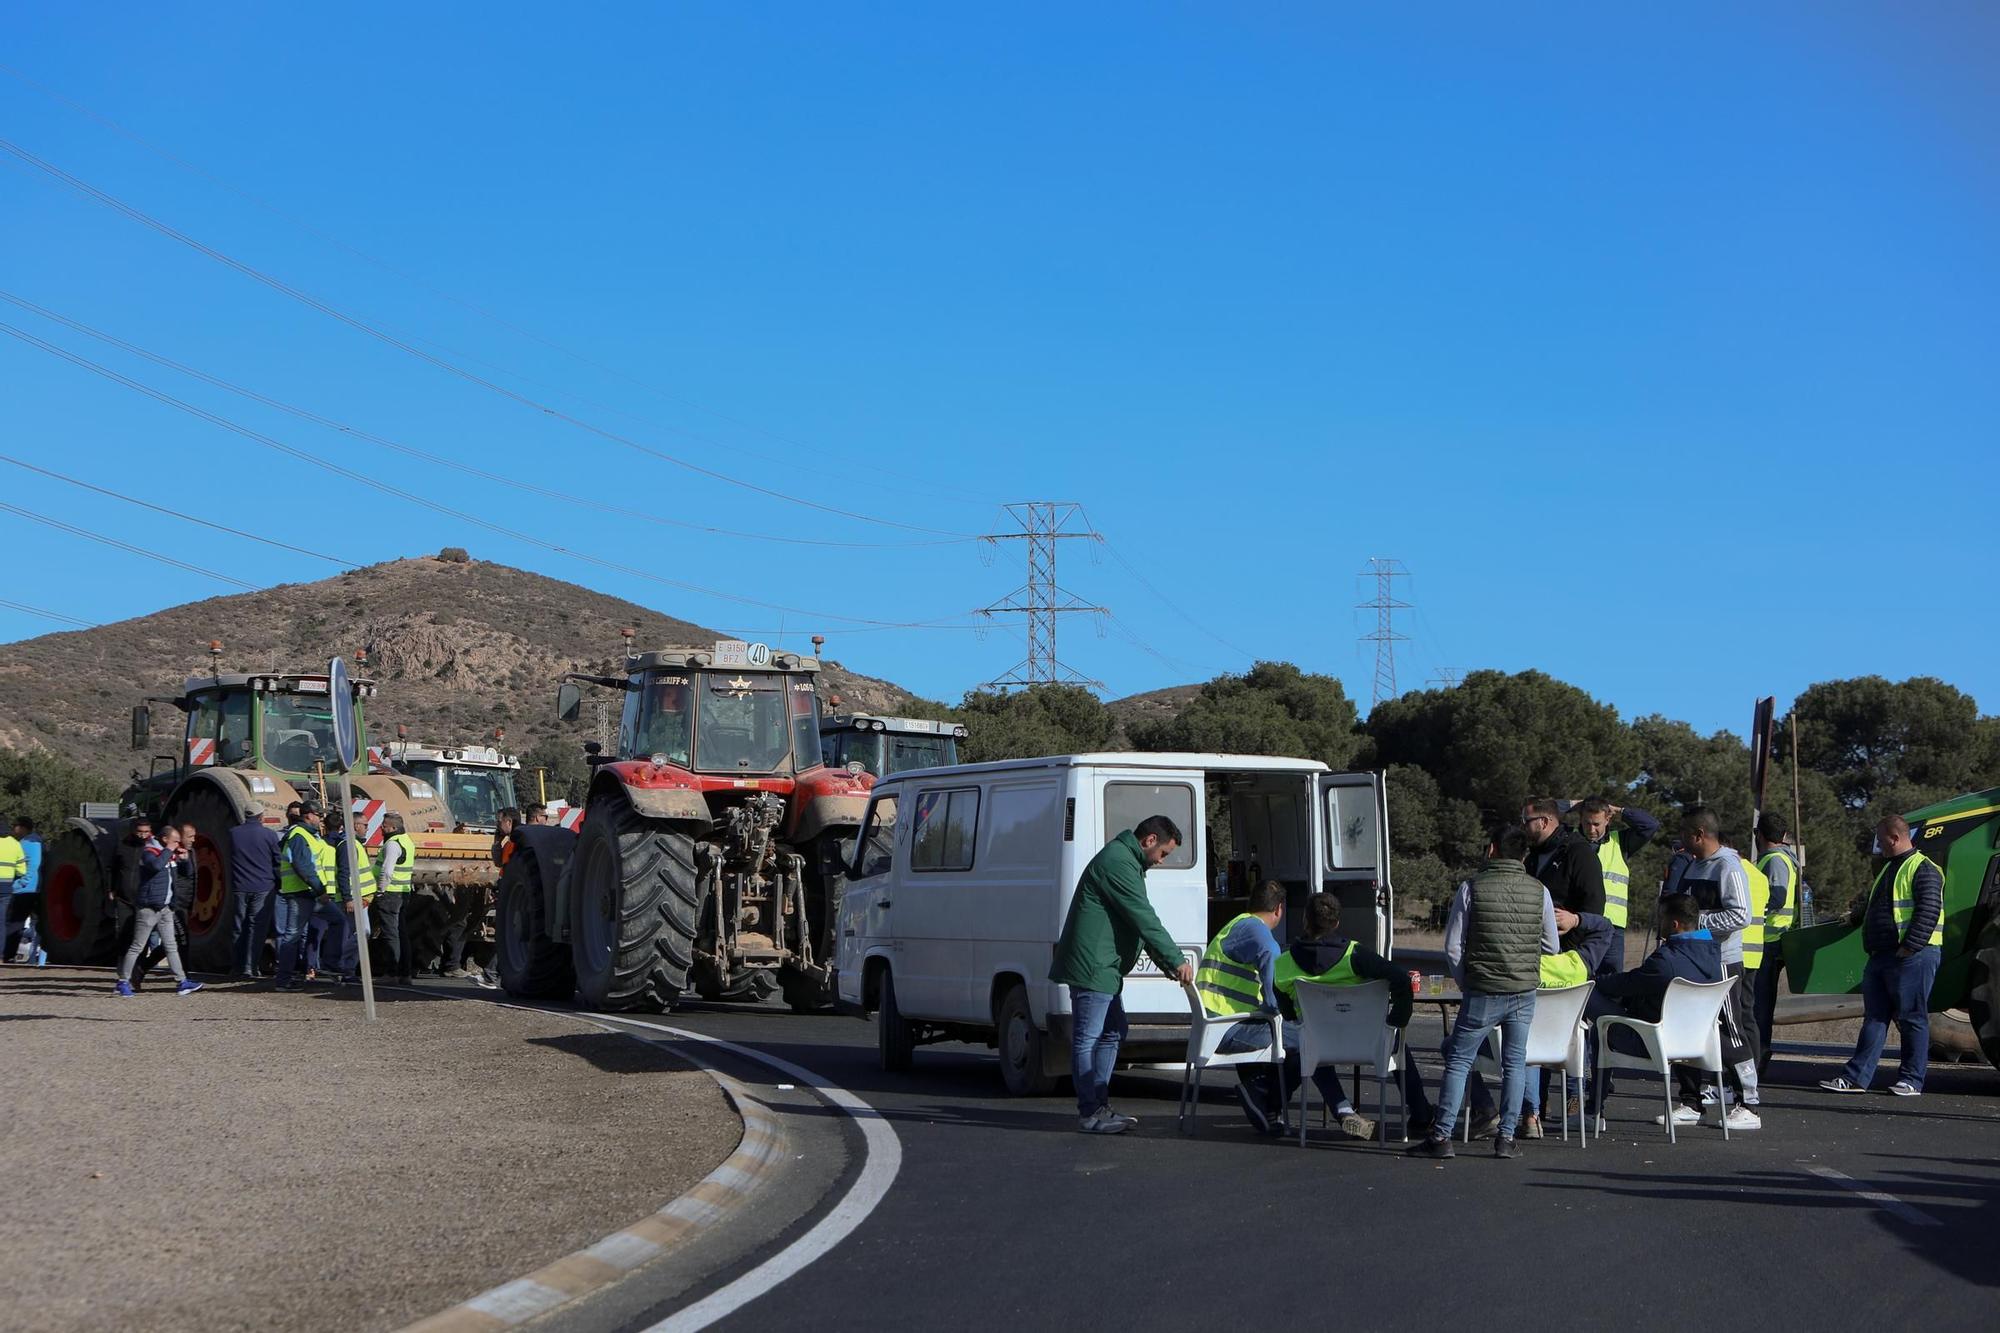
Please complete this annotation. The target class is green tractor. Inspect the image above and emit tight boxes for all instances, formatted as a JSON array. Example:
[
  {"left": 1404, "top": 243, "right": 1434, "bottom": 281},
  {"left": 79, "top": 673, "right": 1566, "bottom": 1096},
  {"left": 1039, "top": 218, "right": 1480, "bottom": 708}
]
[{"left": 1782, "top": 786, "right": 2000, "bottom": 1068}]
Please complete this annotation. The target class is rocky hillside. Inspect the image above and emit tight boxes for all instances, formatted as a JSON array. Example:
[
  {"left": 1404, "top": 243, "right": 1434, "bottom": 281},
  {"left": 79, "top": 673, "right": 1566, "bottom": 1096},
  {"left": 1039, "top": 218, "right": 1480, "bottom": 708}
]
[
  {"left": 0, "top": 553, "right": 921, "bottom": 781},
  {"left": 1106, "top": 683, "right": 1203, "bottom": 742}
]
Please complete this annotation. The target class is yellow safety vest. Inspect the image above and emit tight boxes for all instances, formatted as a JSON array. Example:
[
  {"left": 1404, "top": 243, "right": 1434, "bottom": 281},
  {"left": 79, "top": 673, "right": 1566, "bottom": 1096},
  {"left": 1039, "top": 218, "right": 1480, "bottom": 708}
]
[
  {"left": 379, "top": 832, "right": 415, "bottom": 892},
  {"left": 1273, "top": 941, "right": 1359, "bottom": 999},
  {"left": 0, "top": 835, "right": 24, "bottom": 888},
  {"left": 339, "top": 838, "right": 377, "bottom": 901},
  {"left": 1539, "top": 950, "right": 1591, "bottom": 989},
  {"left": 1873, "top": 852, "right": 1945, "bottom": 947},
  {"left": 1740, "top": 859, "right": 1770, "bottom": 971},
  {"left": 1196, "top": 914, "right": 1267, "bottom": 1016},
  {"left": 1757, "top": 848, "right": 1800, "bottom": 934},
  {"left": 1595, "top": 837, "right": 1629, "bottom": 929},
  {"left": 278, "top": 825, "right": 335, "bottom": 895}
]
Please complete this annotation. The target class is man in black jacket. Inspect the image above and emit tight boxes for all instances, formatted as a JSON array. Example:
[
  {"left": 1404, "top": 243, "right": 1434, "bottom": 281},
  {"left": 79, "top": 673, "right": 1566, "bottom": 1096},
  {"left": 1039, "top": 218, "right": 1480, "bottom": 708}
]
[
  {"left": 1522, "top": 797, "right": 1605, "bottom": 918},
  {"left": 1820, "top": 815, "right": 1945, "bottom": 1097}
]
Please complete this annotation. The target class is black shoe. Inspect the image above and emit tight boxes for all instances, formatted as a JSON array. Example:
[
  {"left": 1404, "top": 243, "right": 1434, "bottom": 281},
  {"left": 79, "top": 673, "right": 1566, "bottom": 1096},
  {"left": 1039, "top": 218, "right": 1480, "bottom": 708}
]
[
  {"left": 1494, "top": 1135, "right": 1520, "bottom": 1159},
  {"left": 1405, "top": 1135, "right": 1455, "bottom": 1160}
]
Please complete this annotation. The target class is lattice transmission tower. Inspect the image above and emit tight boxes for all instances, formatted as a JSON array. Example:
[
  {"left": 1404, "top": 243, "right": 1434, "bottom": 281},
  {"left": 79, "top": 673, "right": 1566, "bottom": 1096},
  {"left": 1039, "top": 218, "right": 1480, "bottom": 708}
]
[
  {"left": 1357, "top": 557, "right": 1410, "bottom": 708},
  {"left": 978, "top": 502, "right": 1107, "bottom": 691}
]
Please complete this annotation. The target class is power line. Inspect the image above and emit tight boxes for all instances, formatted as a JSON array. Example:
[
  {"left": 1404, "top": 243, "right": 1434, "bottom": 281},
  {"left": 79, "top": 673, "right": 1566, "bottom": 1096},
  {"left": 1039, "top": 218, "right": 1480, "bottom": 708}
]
[
  {"left": 0, "top": 498, "right": 258, "bottom": 588},
  {"left": 1098, "top": 536, "right": 1257, "bottom": 667},
  {"left": 0, "top": 597, "right": 98, "bottom": 629},
  {"left": 1357, "top": 556, "right": 1410, "bottom": 709},
  {"left": 0, "top": 320, "right": 987, "bottom": 632},
  {"left": 0, "top": 453, "right": 360, "bottom": 567},
  {"left": 0, "top": 290, "right": 976, "bottom": 552},
  {"left": 0, "top": 136, "right": 975, "bottom": 538},
  {"left": 977, "top": 502, "right": 1107, "bottom": 690},
  {"left": 0, "top": 61, "right": 992, "bottom": 509}
]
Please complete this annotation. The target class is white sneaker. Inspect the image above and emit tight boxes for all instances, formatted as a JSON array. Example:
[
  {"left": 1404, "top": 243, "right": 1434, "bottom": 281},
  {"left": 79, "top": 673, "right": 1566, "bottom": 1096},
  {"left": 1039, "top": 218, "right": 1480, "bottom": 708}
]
[
  {"left": 1889, "top": 1081, "right": 1921, "bottom": 1098},
  {"left": 1078, "top": 1109, "right": 1129, "bottom": 1135},
  {"left": 1655, "top": 1105, "right": 1702, "bottom": 1126},
  {"left": 1104, "top": 1109, "right": 1139, "bottom": 1130},
  {"left": 1698, "top": 1087, "right": 1718, "bottom": 1106},
  {"left": 1723, "top": 1105, "right": 1762, "bottom": 1130}
]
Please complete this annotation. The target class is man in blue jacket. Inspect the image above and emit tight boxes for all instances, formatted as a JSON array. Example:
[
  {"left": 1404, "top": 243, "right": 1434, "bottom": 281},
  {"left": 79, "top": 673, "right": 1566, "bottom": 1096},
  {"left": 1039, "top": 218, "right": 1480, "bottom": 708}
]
[
  {"left": 1589, "top": 893, "right": 1722, "bottom": 1123},
  {"left": 4, "top": 816, "right": 40, "bottom": 961},
  {"left": 229, "top": 809, "right": 283, "bottom": 979}
]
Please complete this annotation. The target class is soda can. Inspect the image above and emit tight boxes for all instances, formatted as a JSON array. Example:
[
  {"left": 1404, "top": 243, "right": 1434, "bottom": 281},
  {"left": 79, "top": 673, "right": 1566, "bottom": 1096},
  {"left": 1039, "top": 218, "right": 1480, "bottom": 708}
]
[{"left": 1407, "top": 969, "right": 1423, "bottom": 994}]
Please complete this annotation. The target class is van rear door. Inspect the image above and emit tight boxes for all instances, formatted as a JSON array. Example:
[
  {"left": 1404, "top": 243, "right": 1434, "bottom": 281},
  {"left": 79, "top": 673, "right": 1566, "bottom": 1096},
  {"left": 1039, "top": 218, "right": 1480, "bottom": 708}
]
[
  {"left": 1095, "top": 768, "right": 1205, "bottom": 1014},
  {"left": 1313, "top": 772, "right": 1392, "bottom": 955}
]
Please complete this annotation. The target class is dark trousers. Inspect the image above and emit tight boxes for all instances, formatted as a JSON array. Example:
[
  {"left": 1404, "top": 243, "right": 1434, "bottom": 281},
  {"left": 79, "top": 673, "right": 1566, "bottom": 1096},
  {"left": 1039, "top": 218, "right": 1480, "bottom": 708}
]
[
  {"left": 1673, "top": 960, "right": 1754, "bottom": 1106},
  {"left": 232, "top": 887, "right": 274, "bottom": 977},
  {"left": 441, "top": 887, "right": 491, "bottom": 971},
  {"left": 1753, "top": 958, "right": 1783, "bottom": 1074},
  {"left": 4, "top": 892, "right": 38, "bottom": 959},
  {"left": 311, "top": 898, "right": 357, "bottom": 977},
  {"left": 373, "top": 893, "right": 409, "bottom": 980},
  {"left": 134, "top": 906, "right": 190, "bottom": 984}
]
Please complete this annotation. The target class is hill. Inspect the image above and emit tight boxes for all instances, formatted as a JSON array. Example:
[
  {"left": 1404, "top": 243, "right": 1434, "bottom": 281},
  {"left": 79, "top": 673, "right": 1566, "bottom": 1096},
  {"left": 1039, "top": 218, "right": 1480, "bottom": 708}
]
[
  {"left": 1106, "top": 682, "right": 1204, "bottom": 742},
  {"left": 0, "top": 553, "right": 922, "bottom": 782}
]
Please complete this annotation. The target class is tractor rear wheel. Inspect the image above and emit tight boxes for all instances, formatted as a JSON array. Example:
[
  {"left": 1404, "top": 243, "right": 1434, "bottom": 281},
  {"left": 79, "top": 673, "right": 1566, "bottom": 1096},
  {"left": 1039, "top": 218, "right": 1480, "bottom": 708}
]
[
  {"left": 568, "top": 791, "right": 698, "bottom": 1013},
  {"left": 498, "top": 840, "right": 575, "bottom": 1000},
  {"left": 166, "top": 786, "right": 240, "bottom": 974},
  {"left": 39, "top": 828, "right": 117, "bottom": 966},
  {"left": 1964, "top": 916, "right": 2000, "bottom": 1069}
]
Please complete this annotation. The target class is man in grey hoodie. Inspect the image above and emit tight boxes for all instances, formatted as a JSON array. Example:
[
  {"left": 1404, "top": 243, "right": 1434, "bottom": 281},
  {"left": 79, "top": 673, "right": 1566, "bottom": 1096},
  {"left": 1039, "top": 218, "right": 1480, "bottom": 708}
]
[{"left": 1662, "top": 806, "right": 1760, "bottom": 1128}]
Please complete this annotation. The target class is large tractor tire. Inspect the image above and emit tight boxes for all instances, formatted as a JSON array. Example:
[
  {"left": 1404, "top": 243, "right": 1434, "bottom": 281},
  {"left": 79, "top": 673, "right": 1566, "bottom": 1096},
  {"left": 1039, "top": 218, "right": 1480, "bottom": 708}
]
[
  {"left": 497, "top": 840, "right": 575, "bottom": 1000},
  {"left": 39, "top": 828, "right": 118, "bottom": 966},
  {"left": 166, "top": 786, "right": 241, "bottom": 974},
  {"left": 1964, "top": 916, "right": 2000, "bottom": 1070},
  {"left": 568, "top": 791, "right": 698, "bottom": 1013}
]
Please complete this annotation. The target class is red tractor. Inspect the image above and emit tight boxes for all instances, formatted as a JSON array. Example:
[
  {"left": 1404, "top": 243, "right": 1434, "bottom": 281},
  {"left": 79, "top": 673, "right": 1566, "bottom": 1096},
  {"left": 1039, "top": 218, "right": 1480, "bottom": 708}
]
[{"left": 498, "top": 642, "right": 874, "bottom": 1012}]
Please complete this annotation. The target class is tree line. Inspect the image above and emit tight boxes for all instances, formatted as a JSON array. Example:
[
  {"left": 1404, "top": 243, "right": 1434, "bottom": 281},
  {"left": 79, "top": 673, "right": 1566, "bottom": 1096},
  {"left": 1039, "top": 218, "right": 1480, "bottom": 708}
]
[{"left": 920, "top": 665, "right": 2000, "bottom": 924}]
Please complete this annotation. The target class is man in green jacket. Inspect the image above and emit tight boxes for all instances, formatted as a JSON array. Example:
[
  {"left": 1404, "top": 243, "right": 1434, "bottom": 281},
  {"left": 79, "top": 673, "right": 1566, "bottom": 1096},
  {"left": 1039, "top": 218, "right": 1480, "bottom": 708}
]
[{"left": 1051, "top": 815, "right": 1192, "bottom": 1134}]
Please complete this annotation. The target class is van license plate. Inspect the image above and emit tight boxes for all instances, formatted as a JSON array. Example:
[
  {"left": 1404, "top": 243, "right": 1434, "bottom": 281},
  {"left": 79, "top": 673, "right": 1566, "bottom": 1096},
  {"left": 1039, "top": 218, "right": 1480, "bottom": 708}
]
[{"left": 1131, "top": 948, "right": 1197, "bottom": 977}]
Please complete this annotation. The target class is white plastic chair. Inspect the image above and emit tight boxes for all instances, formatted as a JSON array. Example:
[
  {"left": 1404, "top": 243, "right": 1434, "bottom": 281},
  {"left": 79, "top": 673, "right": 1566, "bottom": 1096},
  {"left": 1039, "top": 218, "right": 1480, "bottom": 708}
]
[
  {"left": 1469, "top": 982, "right": 1595, "bottom": 1145},
  {"left": 1594, "top": 977, "right": 1737, "bottom": 1143},
  {"left": 1293, "top": 979, "right": 1406, "bottom": 1149},
  {"left": 1177, "top": 980, "right": 1284, "bottom": 1134}
]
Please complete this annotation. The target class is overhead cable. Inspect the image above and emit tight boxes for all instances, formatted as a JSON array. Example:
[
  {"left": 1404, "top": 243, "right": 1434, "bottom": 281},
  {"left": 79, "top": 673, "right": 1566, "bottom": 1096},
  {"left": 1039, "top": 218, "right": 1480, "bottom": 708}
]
[
  {"left": 0, "top": 291, "right": 975, "bottom": 550},
  {"left": 0, "top": 320, "right": 986, "bottom": 632},
  {"left": 0, "top": 136, "right": 974, "bottom": 538},
  {"left": 0, "top": 499, "right": 258, "bottom": 588},
  {"left": 0, "top": 596, "right": 98, "bottom": 629}
]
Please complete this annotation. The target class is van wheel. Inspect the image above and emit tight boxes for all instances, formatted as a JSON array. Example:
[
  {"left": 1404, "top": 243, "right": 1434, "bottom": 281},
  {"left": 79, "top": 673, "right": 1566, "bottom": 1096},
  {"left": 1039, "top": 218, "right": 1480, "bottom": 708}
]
[
  {"left": 878, "top": 970, "right": 915, "bottom": 1073},
  {"left": 997, "top": 984, "right": 1057, "bottom": 1096}
]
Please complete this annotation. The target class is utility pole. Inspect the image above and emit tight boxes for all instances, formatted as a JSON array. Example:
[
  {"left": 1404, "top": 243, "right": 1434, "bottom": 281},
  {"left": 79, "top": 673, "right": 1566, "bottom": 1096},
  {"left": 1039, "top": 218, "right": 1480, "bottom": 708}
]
[
  {"left": 978, "top": 502, "right": 1107, "bottom": 691},
  {"left": 1357, "top": 557, "right": 1410, "bottom": 709}
]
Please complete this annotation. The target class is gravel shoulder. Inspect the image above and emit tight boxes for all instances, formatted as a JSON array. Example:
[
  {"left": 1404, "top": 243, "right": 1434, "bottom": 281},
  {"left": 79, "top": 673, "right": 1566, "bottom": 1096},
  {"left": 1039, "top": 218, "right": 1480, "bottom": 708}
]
[{"left": 0, "top": 970, "right": 739, "bottom": 1333}]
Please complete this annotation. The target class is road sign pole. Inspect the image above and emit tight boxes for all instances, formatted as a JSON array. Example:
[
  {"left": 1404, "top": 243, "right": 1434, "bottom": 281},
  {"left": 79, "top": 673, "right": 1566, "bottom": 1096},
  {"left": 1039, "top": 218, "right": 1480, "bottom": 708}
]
[{"left": 326, "top": 656, "right": 377, "bottom": 1023}]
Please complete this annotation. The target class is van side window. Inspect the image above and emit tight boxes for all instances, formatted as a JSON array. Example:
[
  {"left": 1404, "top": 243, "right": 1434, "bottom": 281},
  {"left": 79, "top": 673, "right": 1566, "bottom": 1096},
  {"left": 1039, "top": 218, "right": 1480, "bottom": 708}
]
[
  {"left": 910, "top": 787, "right": 979, "bottom": 872},
  {"left": 854, "top": 794, "right": 898, "bottom": 878},
  {"left": 1103, "top": 781, "right": 1197, "bottom": 869}
]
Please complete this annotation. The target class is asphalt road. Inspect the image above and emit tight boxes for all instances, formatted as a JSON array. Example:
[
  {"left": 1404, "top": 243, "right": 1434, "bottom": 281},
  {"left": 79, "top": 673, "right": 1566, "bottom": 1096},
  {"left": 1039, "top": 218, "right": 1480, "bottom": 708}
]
[{"left": 605, "top": 1000, "right": 2000, "bottom": 1333}]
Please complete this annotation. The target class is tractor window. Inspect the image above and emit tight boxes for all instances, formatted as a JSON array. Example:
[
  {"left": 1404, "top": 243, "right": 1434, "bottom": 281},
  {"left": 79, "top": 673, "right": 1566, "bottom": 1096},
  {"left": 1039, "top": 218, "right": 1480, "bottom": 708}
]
[
  {"left": 886, "top": 734, "right": 956, "bottom": 775},
  {"left": 443, "top": 768, "right": 518, "bottom": 829},
  {"left": 630, "top": 675, "right": 694, "bottom": 767},
  {"left": 216, "top": 692, "right": 252, "bottom": 764},
  {"left": 261, "top": 693, "right": 343, "bottom": 775},
  {"left": 695, "top": 672, "right": 789, "bottom": 773},
  {"left": 789, "top": 682, "right": 822, "bottom": 774}
]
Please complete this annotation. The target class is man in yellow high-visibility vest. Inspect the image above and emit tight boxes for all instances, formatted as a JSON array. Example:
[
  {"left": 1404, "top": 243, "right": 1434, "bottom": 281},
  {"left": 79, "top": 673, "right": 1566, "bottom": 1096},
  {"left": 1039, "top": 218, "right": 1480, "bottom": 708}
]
[
  {"left": 1199, "top": 880, "right": 1288, "bottom": 1136},
  {"left": 1751, "top": 811, "right": 1803, "bottom": 1071},
  {"left": 1820, "top": 814, "right": 1945, "bottom": 1097}
]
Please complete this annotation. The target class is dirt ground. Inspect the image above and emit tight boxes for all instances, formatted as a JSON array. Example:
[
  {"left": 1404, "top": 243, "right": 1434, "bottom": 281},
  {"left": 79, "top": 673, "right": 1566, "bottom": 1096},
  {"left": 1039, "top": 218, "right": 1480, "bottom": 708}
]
[{"left": 0, "top": 970, "right": 738, "bottom": 1333}]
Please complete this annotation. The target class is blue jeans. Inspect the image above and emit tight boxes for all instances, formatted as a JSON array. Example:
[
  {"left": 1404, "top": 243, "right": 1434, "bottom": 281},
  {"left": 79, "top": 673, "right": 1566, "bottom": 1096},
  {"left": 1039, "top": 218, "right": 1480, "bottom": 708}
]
[
  {"left": 232, "top": 887, "right": 273, "bottom": 976},
  {"left": 312, "top": 898, "right": 357, "bottom": 977},
  {"left": 273, "top": 892, "right": 315, "bottom": 983},
  {"left": 1069, "top": 988, "right": 1128, "bottom": 1118},
  {"left": 1430, "top": 990, "right": 1537, "bottom": 1139},
  {"left": 1843, "top": 946, "right": 1941, "bottom": 1091}
]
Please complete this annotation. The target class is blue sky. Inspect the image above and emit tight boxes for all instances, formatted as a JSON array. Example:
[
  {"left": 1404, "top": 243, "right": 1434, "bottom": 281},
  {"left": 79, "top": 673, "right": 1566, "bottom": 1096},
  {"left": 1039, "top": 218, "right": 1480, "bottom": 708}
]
[{"left": 3, "top": 3, "right": 1995, "bottom": 733}]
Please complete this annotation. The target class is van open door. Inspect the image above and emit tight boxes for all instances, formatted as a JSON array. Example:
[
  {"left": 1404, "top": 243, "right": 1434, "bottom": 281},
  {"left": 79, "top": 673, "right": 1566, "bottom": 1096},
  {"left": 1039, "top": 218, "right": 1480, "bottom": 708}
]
[{"left": 1313, "top": 772, "right": 1392, "bottom": 956}]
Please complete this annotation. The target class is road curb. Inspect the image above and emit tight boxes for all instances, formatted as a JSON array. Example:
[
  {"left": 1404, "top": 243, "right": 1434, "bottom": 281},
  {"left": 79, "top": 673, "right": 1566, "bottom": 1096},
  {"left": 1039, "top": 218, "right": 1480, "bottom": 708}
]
[{"left": 401, "top": 1064, "right": 785, "bottom": 1333}]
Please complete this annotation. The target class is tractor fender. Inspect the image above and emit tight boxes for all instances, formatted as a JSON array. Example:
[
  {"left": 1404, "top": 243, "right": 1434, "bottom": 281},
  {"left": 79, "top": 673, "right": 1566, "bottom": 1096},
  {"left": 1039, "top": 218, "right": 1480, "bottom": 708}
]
[
  {"left": 592, "top": 769, "right": 710, "bottom": 825},
  {"left": 171, "top": 767, "right": 302, "bottom": 826},
  {"left": 789, "top": 793, "right": 871, "bottom": 844}
]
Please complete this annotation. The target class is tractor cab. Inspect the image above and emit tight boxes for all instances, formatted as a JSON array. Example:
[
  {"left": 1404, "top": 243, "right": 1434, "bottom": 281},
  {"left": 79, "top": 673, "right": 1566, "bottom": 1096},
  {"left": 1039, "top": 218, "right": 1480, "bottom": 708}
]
[
  {"left": 819, "top": 713, "right": 967, "bottom": 778},
  {"left": 132, "top": 670, "right": 376, "bottom": 792},
  {"left": 559, "top": 641, "right": 826, "bottom": 782},
  {"left": 386, "top": 740, "right": 522, "bottom": 832}
]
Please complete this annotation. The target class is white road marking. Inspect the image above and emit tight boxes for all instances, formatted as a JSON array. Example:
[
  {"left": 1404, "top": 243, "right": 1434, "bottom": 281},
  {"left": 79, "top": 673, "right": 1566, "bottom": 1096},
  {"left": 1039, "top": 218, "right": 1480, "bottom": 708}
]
[
  {"left": 591, "top": 1014, "right": 905, "bottom": 1333},
  {"left": 1805, "top": 1165, "right": 1943, "bottom": 1228}
]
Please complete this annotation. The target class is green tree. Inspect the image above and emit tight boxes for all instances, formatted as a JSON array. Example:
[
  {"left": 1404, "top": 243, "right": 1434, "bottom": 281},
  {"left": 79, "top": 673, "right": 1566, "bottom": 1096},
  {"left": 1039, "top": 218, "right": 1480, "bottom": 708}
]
[
  {"left": 520, "top": 736, "right": 591, "bottom": 807},
  {"left": 955, "top": 685, "right": 1115, "bottom": 763},
  {"left": 1381, "top": 762, "right": 1485, "bottom": 923},
  {"left": 1127, "top": 662, "right": 1362, "bottom": 769},
  {"left": 1790, "top": 676, "right": 1992, "bottom": 812},
  {"left": 0, "top": 747, "right": 119, "bottom": 834}
]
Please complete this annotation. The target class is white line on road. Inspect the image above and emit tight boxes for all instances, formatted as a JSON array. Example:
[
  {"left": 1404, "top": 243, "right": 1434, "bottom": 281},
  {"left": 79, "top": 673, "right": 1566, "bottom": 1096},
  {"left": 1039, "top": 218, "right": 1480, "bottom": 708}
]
[
  {"left": 1805, "top": 1165, "right": 1943, "bottom": 1228},
  {"left": 592, "top": 1014, "right": 905, "bottom": 1333}
]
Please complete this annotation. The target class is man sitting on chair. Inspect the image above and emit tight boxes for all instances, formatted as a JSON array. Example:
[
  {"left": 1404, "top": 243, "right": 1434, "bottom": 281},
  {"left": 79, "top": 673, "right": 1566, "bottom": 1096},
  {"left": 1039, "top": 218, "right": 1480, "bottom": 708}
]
[
  {"left": 1590, "top": 893, "right": 1737, "bottom": 1128},
  {"left": 1199, "top": 880, "right": 1290, "bottom": 1136},
  {"left": 1264, "top": 892, "right": 1434, "bottom": 1140}
]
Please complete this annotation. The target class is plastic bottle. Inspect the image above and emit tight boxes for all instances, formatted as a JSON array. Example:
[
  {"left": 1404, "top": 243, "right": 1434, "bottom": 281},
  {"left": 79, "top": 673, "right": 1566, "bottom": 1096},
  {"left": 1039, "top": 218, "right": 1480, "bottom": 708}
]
[{"left": 1247, "top": 844, "right": 1262, "bottom": 890}]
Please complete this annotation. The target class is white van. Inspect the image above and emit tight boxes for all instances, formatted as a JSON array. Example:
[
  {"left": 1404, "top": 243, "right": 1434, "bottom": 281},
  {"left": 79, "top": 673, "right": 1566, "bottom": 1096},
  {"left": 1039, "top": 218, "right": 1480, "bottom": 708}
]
[{"left": 833, "top": 753, "right": 1392, "bottom": 1095}]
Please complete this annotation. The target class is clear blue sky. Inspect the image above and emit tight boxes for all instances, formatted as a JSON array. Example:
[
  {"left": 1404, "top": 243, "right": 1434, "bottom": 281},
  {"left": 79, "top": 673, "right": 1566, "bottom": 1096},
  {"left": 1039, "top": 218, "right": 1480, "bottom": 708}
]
[{"left": 3, "top": 3, "right": 1995, "bottom": 734}]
